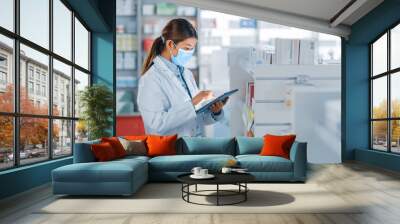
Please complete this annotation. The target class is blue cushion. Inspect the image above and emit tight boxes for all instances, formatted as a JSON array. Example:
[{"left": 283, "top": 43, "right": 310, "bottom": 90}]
[
  {"left": 73, "top": 139, "right": 100, "bottom": 163},
  {"left": 52, "top": 157, "right": 148, "bottom": 195},
  {"left": 289, "top": 142, "right": 307, "bottom": 181},
  {"left": 53, "top": 159, "right": 147, "bottom": 183},
  {"left": 177, "top": 137, "right": 236, "bottom": 155},
  {"left": 117, "top": 155, "right": 150, "bottom": 163},
  {"left": 236, "top": 136, "right": 263, "bottom": 155},
  {"left": 149, "top": 154, "right": 235, "bottom": 172},
  {"left": 236, "top": 155, "right": 293, "bottom": 172}
]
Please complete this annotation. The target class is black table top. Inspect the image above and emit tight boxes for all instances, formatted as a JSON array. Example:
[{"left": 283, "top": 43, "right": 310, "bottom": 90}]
[{"left": 177, "top": 172, "right": 255, "bottom": 185}]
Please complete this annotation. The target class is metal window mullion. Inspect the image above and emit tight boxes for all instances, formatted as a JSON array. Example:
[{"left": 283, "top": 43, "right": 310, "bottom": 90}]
[
  {"left": 112, "top": 6, "right": 116, "bottom": 136},
  {"left": 388, "top": 30, "right": 391, "bottom": 152},
  {"left": 370, "top": 45, "right": 373, "bottom": 149},
  {"left": 88, "top": 30, "right": 91, "bottom": 75},
  {"left": 372, "top": 71, "right": 389, "bottom": 79},
  {"left": 74, "top": 64, "right": 90, "bottom": 74},
  {"left": 71, "top": 10, "right": 76, "bottom": 156},
  {"left": 0, "top": 27, "right": 17, "bottom": 39},
  {"left": 48, "top": 0, "right": 54, "bottom": 160},
  {"left": 13, "top": 0, "right": 20, "bottom": 167},
  {"left": 372, "top": 118, "right": 395, "bottom": 121},
  {"left": 370, "top": 68, "right": 400, "bottom": 79},
  {"left": 0, "top": 113, "right": 78, "bottom": 119}
]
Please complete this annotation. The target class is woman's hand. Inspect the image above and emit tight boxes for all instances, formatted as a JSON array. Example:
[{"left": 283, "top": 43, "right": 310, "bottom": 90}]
[
  {"left": 192, "top": 90, "right": 213, "bottom": 106},
  {"left": 210, "top": 97, "right": 229, "bottom": 114}
]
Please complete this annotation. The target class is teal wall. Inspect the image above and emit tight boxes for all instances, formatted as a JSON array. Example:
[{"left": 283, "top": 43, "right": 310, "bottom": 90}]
[
  {"left": 355, "top": 149, "right": 400, "bottom": 172},
  {"left": 0, "top": 158, "right": 72, "bottom": 199},
  {"left": 91, "top": 0, "right": 116, "bottom": 135},
  {"left": 70, "top": 0, "right": 116, "bottom": 133},
  {"left": 0, "top": 0, "right": 116, "bottom": 200},
  {"left": 66, "top": 0, "right": 112, "bottom": 32},
  {"left": 92, "top": 33, "right": 114, "bottom": 86},
  {"left": 344, "top": 0, "right": 400, "bottom": 171},
  {"left": 92, "top": 32, "right": 115, "bottom": 136}
]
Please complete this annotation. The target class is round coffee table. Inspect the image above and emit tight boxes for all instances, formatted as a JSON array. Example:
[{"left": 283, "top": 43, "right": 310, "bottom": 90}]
[{"left": 177, "top": 173, "right": 255, "bottom": 206}]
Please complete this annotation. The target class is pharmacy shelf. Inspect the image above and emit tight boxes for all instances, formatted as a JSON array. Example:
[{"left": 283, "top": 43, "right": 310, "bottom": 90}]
[
  {"left": 140, "top": 0, "right": 200, "bottom": 82},
  {"left": 116, "top": 0, "right": 200, "bottom": 115},
  {"left": 116, "top": 0, "right": 141, "bottom": 115}
]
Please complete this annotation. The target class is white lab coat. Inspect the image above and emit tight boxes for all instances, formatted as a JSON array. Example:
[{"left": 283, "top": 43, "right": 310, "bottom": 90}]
[{"left": 137, "top": 56, "right": 224, "bottom": 137}]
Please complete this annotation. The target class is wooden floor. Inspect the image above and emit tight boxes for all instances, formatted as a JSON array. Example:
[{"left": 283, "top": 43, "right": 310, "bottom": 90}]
[{"left": 1, "top": 162, "right": 400, "bottom": 224}]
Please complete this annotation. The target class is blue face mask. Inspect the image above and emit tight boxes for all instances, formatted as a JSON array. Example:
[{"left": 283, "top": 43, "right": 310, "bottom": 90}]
[{"left": 170, "top": 42, "right": 195, "bottom": 67}]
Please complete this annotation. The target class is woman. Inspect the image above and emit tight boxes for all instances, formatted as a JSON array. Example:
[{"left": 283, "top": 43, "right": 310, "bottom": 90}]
[{"left": 137, "top": 18, "right": 227, "bottom": 137}]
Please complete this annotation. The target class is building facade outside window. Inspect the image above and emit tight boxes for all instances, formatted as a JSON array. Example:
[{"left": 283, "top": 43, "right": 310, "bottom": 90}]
[
  {"left": 28, "top": 81, "right": 33, "bottom": 94},
  {"left": 0, "top": 54, "right": 7, "bottom": 67},
  {"left": 0, "top": 54, "right": 8, "bottom": 91},
  {"left": 28, "top": 68, "right": 33, "bottom": 79},
  {"left": 0, "top": 71, "right": 6, "bottom": 85}
]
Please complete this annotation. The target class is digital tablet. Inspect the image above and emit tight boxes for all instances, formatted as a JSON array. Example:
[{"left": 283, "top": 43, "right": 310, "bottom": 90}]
[{"left": 195, "top": 89, "right": 238, "bottom": 114}]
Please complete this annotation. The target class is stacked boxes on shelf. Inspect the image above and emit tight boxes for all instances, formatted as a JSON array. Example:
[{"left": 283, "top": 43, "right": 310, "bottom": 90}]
[
  {"left": 141, "top": 1, "right": 199, "bottom": 82},
  {"left": 274, "top": 38, "right": 316, "bottom": 65},
  {"left": 116, "top": 0, "right": 139, "bottom": 115},
  {"left": 252, "top": 39, "right": 317, "bottom": 65},
  {"left": 116, "top": 0, "right": 138, "bottom": 73},
  {"left": 116, "top": 34, "right": 138, "bottom": 70}
]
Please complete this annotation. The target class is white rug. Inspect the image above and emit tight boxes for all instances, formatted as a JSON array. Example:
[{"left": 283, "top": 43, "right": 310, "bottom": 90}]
[{"left": 38, "top": 183, "right": 362, "bottom": 214}]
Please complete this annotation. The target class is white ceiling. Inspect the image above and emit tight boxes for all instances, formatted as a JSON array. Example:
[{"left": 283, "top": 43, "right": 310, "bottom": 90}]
[
  {"left": 168, "top": 0, "right": 384, "bottom": 37},
  {"left": 224, "top": 0, "right": 352, "bottom": 23}
]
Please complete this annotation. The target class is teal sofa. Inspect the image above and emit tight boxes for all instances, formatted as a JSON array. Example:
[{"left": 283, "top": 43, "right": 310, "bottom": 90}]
[{"left": 52, "top": 137, "right": 307, "bottom": 196}]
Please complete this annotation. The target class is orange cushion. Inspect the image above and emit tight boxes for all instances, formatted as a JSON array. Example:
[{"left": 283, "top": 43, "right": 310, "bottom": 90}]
[
  {"left": 260, "top": 134, "right": 296, "bottom": 159},
  {"left": 91, "top": 142, "right": 118, "bottom": 162},
  {"left": 101, "top": 137, "right": 127, "bottom": 158},
  {"left": 146, "top": 134, "right": 178, "bottom": 157},
  {"left": 124, "top": 135, "right": 148, "bottom": 141}
]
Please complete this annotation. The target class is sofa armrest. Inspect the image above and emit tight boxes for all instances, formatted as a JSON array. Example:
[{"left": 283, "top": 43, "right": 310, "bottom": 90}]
[
  {"left": 289, "top": 141, "right": 307, "bottom": 181},
  {"left": 73, "top": 140, "right": 100, "bottom": 163}
]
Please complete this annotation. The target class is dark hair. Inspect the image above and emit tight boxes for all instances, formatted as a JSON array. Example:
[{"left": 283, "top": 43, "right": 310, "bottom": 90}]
[{"left": 141, "top": 18, "right": 197, "bottom": 75}]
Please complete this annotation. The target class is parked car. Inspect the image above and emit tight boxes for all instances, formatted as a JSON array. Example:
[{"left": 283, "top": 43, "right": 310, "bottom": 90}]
[
  {"left": 7, "top": 153, "right": 13, "bottom": 161},
  {"left": 14, "top": 150, "right": 32, "bottom": 159},
  {"left": 30, "top": 150, "right": 43, "bottom": 158}
]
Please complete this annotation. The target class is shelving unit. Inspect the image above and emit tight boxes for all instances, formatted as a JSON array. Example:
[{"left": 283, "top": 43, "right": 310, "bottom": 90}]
[
  {"left": 140, "top": 0, "right": 200, "bottom": 83},
  {"left": 116, "top": 0, "right": 140, "bottom": 115},
  {"left": 115, "top": 0, "right": 200, "bottom": 135},
  {"left": 116, "top": 0, "right": 200, "bottom": 117}
]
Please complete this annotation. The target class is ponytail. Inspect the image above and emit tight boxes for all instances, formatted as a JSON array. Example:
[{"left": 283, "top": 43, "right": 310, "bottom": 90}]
[
  {"left": 141, "top": 36, "right": 164, "bottom": 75},
  {"left": 141, "top": 18, "right": 197, "bottom": 75}
]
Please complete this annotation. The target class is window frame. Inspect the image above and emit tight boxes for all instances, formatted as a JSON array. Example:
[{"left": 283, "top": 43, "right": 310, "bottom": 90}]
[
  {"left": 0, "top": 0, "right": 92, "bottom": 171},
  {"left": 370, "top": 21, "right": 400, "bottom": 154}
]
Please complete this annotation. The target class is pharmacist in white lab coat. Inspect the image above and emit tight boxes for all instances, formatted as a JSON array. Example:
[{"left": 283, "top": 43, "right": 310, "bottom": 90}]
[{"left": 137, "top": 18, "right": 227, "bottom": 137}]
